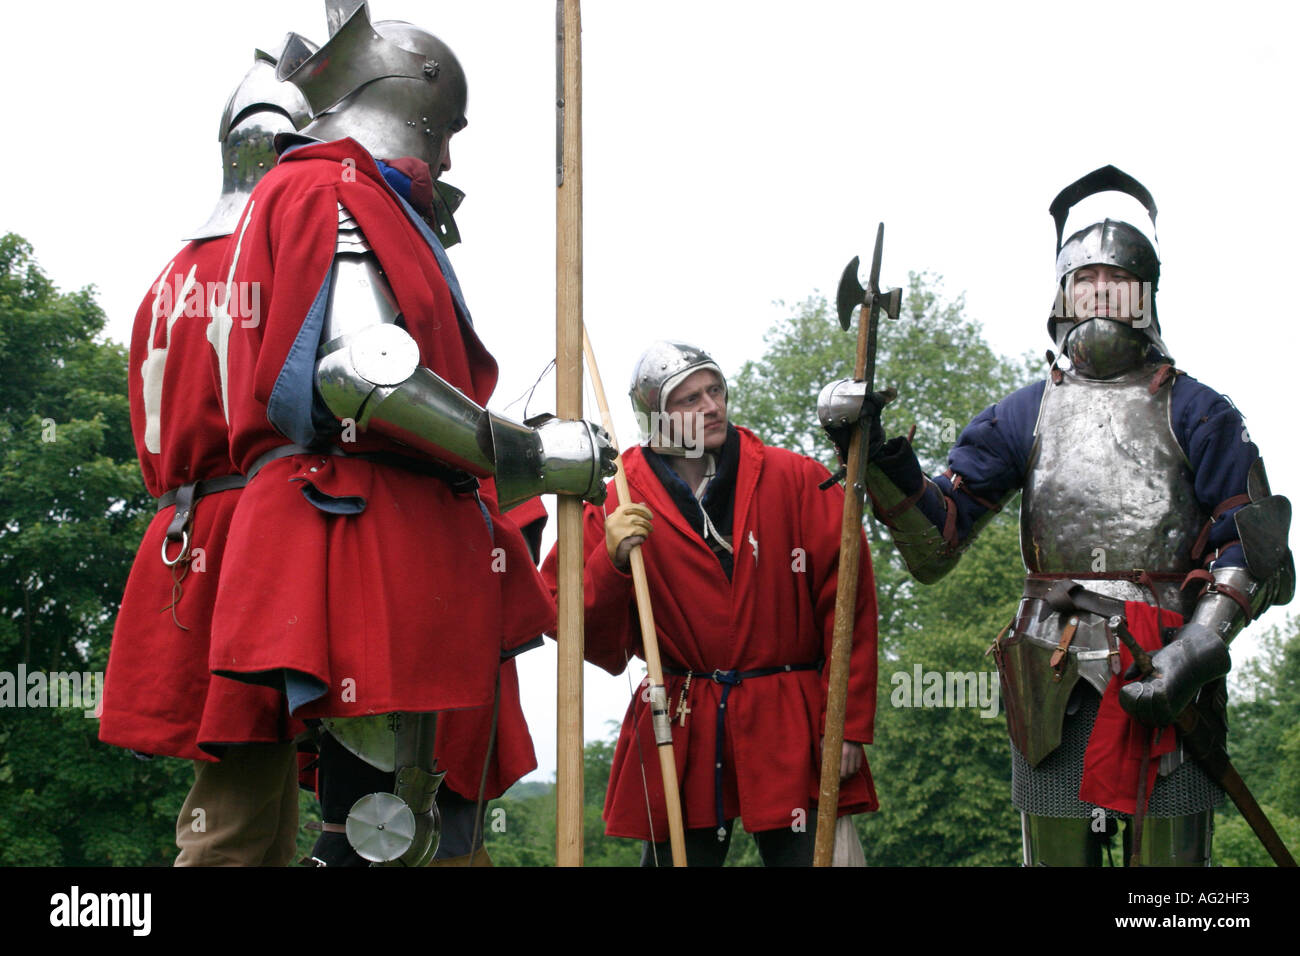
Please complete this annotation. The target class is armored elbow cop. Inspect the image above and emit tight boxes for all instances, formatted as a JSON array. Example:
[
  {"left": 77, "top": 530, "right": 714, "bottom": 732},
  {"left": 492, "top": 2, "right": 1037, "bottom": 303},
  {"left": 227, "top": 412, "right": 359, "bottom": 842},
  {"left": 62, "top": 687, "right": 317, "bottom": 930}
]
[
  {"left": 313, "top": 201, "right": 614, "bottom": 508},
  {"left": 316, "top": 324, "right": 613, "bottom": 508},
  {"left": 1189, "top": 459, "right": 1295, "bottom": 643}
]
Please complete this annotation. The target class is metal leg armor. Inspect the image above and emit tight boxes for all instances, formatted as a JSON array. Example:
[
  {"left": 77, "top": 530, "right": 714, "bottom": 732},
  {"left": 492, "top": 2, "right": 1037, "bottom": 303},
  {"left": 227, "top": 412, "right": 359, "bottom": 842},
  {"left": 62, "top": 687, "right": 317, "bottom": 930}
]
[
  {"left": 1020, "top": 815, "right": 1105, "bottom": 867},
  {"left": 1021, "top": 812, "right": 1213, "bottom": 866},
  {"left": 1123, "top": 812, "right": 1213, "bottom": 867},
  {"left": 321, "top": 711, "right": 445, "bottom": 867}
]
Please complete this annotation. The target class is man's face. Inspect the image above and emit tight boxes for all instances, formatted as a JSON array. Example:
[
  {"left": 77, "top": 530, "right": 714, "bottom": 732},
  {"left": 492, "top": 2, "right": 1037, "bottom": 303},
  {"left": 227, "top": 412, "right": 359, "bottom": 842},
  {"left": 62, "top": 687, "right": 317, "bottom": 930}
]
[
  {"left": 1068, "top": 264, "right": 1148, "bottom": 325},
  {"left": 430, "top": 125, "right": 459, "bottom": 179},
  {"left": 662, "top": 369, "right": 728, "bottom": 454}
]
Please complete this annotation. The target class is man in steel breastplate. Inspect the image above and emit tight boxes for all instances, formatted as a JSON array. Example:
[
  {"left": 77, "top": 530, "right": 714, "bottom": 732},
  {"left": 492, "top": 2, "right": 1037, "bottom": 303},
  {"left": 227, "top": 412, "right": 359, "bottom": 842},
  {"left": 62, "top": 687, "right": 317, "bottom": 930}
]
[{"left": 820, "top": 165, "right": 1293, "bottom": 865}]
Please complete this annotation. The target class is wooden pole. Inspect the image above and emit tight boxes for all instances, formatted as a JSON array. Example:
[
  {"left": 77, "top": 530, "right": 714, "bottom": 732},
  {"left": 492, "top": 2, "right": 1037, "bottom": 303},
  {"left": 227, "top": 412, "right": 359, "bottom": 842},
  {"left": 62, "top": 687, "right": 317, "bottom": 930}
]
[
  {"left": 582, "top": 328, "right": 688, "bottom": 866},
  {"left": 555, "top": 0, "right": 584, "bottom": 867},
  {"left": 811, "top": 288, "right": 876, "bottom": 867}
]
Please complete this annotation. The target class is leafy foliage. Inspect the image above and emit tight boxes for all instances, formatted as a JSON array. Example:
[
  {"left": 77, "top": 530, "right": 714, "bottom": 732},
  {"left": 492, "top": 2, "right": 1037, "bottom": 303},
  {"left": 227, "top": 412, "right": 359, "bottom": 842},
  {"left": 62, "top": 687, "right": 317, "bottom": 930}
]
[
  {"left": 1215, "top": 615, "right": 1300, "bottom": 865},
  {"left": 3, "top": 239, "right": 1294, "bottom": 869},
  {"left": 734, "top": 278, "right": 1033, "bottom": 864},
  {"left": 485, "top": 729, "right": 641, "bottom": 866},
  {"left": 0, "top": 233, "right": 190, "bottom": 865}
]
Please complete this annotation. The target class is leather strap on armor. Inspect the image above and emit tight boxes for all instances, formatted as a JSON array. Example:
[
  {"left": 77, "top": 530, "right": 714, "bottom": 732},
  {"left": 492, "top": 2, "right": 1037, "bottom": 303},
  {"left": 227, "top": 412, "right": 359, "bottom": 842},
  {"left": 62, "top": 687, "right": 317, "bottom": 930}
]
[
  {"left": 1027, "top": 570, "right": 1183, "bottom": 584},
  {"left": 873, "top": 478, "right": 928, "bottom": 524},
  {"left": 1147, "top": 363, "right": 1178, "bottom": 395},
  {"left": 1191, "top": 494, "right": 1251, "bottom": 562},
  {"left": 947, "top": 470, "right": 1004, "bottom": 514},
  {"left": 1029, "top": 569, "right": 1184, "bottom": 629},
  {"left": 1181, "top": 568, "right": 1255, "bottom": 623}
]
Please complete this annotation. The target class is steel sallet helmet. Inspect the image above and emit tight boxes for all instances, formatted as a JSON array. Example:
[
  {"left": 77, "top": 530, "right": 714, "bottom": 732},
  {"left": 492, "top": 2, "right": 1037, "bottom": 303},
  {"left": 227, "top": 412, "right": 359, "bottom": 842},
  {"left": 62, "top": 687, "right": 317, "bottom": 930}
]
[
  {"left": 630, "top": 341, "right": 727, "bottom": 446},
  {"left": 1047, "top": 165, "right": 1173, "bottom": 370},
  {"left": 189, "top": 35, "right": 318, "bottom": 240},
  {"left": 277, "top": 2, "right": 467, "bottom": 173}
]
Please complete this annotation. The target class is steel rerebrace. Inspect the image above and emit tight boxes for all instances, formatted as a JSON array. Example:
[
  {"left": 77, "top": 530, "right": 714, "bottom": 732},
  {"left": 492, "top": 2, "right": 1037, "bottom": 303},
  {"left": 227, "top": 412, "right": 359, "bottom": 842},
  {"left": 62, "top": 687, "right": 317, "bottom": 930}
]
[{"left": 663, "top": 661, "right": 822, "bottom": 841}]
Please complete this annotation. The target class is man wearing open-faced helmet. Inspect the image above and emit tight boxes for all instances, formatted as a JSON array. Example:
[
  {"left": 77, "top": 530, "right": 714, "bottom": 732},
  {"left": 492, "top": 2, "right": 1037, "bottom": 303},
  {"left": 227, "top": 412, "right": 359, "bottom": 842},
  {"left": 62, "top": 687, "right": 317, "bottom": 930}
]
[
  {"left": 824, "top": 165, "right": 1293, "bottom": 865},
  {"left": 206, "top": 1, "right": 615, "bottom": 867},
  {"left": 543, "top": 340, "right": 880, "bottom": 866}
]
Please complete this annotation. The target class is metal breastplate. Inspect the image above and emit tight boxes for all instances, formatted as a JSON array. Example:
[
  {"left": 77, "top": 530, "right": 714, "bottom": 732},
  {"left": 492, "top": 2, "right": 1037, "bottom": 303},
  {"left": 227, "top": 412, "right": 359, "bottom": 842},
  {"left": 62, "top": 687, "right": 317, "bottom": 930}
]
[
  {"left": 996, "top": 366, "right": 1207, "bottom": 767},
  {"left": 1021, "top": 365, "right": 1202, "bottom": 577}
]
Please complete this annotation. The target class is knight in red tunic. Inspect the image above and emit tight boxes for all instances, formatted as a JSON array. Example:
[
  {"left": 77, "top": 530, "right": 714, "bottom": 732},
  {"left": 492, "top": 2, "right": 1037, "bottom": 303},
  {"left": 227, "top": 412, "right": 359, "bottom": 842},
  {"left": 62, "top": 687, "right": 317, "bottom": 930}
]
[
  {"left": 99, "top": 38, "right": 318, "bottom": 867},
  {"left": 305, "top": 492, "right": 549, "bottom": 867},
  {"left": 209, "top": 4, "right": 614, "bottom": 867},
  {"left": 542, "top": 341, "right": 879, "bottom": 866}
]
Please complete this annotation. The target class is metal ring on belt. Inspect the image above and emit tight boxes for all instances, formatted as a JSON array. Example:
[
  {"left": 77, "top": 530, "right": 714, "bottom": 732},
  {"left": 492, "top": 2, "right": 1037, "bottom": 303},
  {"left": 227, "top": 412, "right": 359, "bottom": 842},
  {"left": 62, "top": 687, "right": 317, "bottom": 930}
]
[{"left": 155, "top": 474, "right": 247, "bottom": 567}]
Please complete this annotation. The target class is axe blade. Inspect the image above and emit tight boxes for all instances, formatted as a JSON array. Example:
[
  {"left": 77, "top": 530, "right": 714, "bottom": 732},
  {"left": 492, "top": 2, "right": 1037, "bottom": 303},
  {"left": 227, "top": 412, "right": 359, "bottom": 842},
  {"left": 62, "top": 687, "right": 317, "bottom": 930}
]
[
  {"left": 836, "top": 256, "right": 864, "bottom": 331},
  {"left": 867, "top": 222, "right": 885, "bottom": 293},
  {"left": 884, "top": 286, "right": 903, "bottom": 321}
]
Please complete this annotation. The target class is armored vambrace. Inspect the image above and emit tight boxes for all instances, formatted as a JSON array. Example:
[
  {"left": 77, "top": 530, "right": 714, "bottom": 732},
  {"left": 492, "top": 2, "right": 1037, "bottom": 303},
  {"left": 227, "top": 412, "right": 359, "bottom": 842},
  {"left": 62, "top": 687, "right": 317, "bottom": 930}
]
[
  {"left": 1120, "top": 474, "right": 1295, "bottom": 726},
  {"left": 862, "top": 436, "right": 1009, "bottom": 584},
  {"left": 314, "top": 203, "right": 613, "bottom": 509}
]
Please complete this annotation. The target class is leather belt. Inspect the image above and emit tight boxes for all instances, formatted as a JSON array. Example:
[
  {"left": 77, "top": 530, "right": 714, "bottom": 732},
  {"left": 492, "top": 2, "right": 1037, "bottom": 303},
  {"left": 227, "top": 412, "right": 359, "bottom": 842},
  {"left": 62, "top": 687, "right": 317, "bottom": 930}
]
[
  {"left": 155, "top": 474, "right": 247, "bottom": 567},
  {"left": 246, "top": 442, "right": 480, "bottom": 495},
  {"left": 663, "top": 660, "right": 822, "bottom": 841}
]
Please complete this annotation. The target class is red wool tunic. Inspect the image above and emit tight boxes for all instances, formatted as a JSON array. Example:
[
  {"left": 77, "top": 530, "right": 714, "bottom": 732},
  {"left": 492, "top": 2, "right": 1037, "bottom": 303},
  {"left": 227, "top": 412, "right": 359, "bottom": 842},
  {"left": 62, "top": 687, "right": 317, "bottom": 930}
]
[
  {"left": 208, "top": 137, "right": 555, "bottom": 720},
  {"left": 100, "top": 239, "right": 294, "bottom": 761},
  {"left": 434, "top": 492, "right": 548, "bottom": 799},
  {"left": 542, "top": 427, "right": 879, "bottom": 839}
]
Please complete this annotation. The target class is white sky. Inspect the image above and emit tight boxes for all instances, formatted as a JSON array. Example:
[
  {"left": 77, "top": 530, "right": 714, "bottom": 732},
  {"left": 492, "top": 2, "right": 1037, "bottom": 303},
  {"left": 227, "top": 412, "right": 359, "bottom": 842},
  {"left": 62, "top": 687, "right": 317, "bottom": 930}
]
[{"left": 2, "top": 1, "right": 1297, "bottom": 783}]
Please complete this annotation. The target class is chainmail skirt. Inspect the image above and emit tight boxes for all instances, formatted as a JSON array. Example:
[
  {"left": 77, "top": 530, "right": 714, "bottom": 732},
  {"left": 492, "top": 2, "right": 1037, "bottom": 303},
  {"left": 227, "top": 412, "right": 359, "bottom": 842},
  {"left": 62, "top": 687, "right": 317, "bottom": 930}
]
[{"left": 1011, "top": 688, "right": 1223, "bottom": 818}]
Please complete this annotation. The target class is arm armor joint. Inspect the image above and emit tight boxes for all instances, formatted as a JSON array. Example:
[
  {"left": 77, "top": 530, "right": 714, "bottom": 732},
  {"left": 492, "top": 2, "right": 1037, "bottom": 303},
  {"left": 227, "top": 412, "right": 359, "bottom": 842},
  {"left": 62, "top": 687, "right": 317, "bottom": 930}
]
[{"left": 312, "top": 203, "right": 606, "bottom": 508}]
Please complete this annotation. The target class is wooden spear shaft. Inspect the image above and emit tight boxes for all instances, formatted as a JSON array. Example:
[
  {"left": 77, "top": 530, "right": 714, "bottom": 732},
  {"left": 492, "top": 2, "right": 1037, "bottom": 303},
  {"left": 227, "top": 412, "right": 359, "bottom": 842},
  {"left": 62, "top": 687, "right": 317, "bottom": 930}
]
[
  {"left": 555, "top": 0, "right": 584, "bottom": 867},
  {"left": 811, "top": 299, "right": 877, "bottom": 867},
  {"left": 582, "top": 327, "right": 688, "bottom": 867}
]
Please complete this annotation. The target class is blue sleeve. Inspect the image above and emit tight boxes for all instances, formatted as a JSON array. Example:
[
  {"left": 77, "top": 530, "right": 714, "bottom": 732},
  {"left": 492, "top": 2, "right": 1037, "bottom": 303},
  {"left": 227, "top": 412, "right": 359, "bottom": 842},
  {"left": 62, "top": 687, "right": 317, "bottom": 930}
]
[
  {"left": 266, "top": 270, "right": 340, "bottom": 448},
  {"left": 1170, "top": 374, "right": 1258, "bottom": 568},
  {"left": 911, "top": 380, "right": 1044, "bottom": 542}
]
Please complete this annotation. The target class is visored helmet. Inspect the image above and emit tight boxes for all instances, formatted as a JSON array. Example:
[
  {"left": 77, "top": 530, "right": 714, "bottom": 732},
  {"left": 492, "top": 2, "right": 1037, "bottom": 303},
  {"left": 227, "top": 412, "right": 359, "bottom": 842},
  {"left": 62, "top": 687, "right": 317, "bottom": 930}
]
[
  {"left": 1047, "top": 165, "right": 1173, "bottom": 371},
  {"left": 189, "top": 35, "right": 317, "bottom": 240},
  {"left": 278, "top": 2, "right": 467, "bottom": 172}
]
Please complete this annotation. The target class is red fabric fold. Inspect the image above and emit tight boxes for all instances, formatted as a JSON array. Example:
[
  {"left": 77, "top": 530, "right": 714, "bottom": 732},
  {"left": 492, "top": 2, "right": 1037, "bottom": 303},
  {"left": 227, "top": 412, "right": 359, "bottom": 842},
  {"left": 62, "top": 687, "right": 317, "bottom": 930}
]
[{"left": 1079, "top": 601, "right": 1183, "bottom": 813}]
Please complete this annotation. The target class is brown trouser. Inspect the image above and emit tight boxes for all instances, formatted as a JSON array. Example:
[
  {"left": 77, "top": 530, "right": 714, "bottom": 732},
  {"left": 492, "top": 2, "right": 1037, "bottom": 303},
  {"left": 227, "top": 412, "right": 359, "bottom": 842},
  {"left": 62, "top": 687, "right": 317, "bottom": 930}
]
[
  {"left": 427, "top": 845, "right": 494, "bottom": 867},
  {"left": 174, "top": 741, "right": 299, "bottom": 867}
]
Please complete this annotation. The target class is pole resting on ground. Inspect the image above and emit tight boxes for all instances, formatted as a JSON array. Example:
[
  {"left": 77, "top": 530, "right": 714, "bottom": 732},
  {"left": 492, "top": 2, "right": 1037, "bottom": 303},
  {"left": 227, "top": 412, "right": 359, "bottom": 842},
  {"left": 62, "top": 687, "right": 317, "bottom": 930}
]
[{"left": 813, "top": 223, "right": 901, "bottom": 867}]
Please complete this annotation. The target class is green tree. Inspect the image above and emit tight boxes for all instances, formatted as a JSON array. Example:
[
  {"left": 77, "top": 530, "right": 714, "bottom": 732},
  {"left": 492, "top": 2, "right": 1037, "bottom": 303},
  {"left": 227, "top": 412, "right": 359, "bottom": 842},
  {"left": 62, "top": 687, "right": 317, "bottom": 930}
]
[
  {"left": 732, "top": 276, "right": 1034, "bottom": 865},
  {"left": 581, "top": 730, "right": 642, "bottom": 867},
  {"left": 731, "top": 274, "right": 1034, "bottom": 643},
  {"left": 485, "top": 728, "right": 643, "bottom": 866},
  {"left": 0, "top": 233, "right": 192, "bottom": 865},
  {"left": 1214, "top": 614, "right": 1300, "bottom": 865}
]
